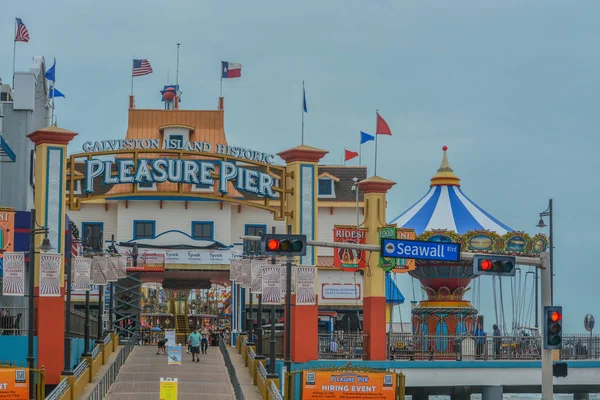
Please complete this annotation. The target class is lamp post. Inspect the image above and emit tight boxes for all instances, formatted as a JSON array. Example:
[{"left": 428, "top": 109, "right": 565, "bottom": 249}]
[
  {"left": 536, "top": 199, "right": 554, "bottom": 307},
  {"left": 82, "top": 228, "right": 94, "bottom": 357},
  {"left": 108, "top": 235, "right": 118, "bottom": 333},
  {"left": 27, "top": 209, "right": 54, "bottom": 400},
  {"left": 62, "top": 222, "right": 79, "bottom": 376}
]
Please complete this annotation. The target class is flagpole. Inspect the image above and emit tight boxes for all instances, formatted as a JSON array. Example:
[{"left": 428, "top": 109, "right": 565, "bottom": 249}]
[
  {"left": 130, "top": 59, "right": 134, "bottom": 96},
  {"left": 359, "top": 141, "right": 362, "bottom": 166},
  {"left": 374, "top": 110, "right": 379, "bottom": 176},
  {"left": 301, "top": 80, "right": 305, "bottom": 145},
  {"left": 344, "top": 148, "right": 346, "bottom": 166},
  {"left": 51, "top": 58, "right": 56, "bottom": 126},
  {"left": 12, "top": 18, "right": 17, "bottom": 88}
]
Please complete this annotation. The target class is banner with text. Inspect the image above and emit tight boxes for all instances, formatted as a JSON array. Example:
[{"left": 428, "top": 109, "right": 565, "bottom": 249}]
[
  {"left": 116, "top": 246, "right": 234, "bottom": 265},
  {"left": 73, "top": 256, "right": 92, "bottom": 290},
  {"left": 295, "top": 266, "right": 316, "bottom": 305},
  {"left": 2, "top": 252, "right": 25, "bottom": 296},
  {"left": 261, "top": 266, "right": 281, "bottom": 305},
  {"left": 0, "top": 207, "right": 15, "bottom": 277},
  {"left": 302, "top": 370, "right": 397, "bottom": 400},
  {"left": 105, "top": 257, "right": 119, "bottom": 282},
  {"left": 333, "top": 227, "right": 366, "bottom": 270},
  {"left": 280, "top": 263, "right": 296, "bottom": 297},
  {"left": 91, "top": 257, "right": 108, "bottom": 285},
  {"left": 40, "top": 253, "right": 61, "bottom": 296},
  {"left": 241, "top": 259, "right": 252, "bottom": 289},
  {"left": 251, "top": 261, "right": 266, "bottom": 294}
]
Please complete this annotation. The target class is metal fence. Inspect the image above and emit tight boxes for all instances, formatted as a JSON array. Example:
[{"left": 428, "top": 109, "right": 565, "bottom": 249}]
[
  {"left": 385, "top": 333, "right": 600, "bottom": 361},
  {"left": 85, "top": 334, "right": 137, "bottom": 400},
  {"left": 269, "top": 380, "right": 283, "bottom": 400},
  {"left": 0, "top": 306, "right": 27, "bottom": 336},
  {"left": 46, "top": 377, "right": 70, "bottom": 400},
  {"left": 318, "top": 333, "right": 367, "bottom": 360},
  {"left": 70, "top": 307, "right": 98, "bottom": 338}
]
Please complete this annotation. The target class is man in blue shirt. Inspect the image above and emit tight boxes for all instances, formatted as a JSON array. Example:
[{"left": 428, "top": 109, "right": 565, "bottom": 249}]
[{"left": 188, "top": 328, "right": 202, "bottom": 362}]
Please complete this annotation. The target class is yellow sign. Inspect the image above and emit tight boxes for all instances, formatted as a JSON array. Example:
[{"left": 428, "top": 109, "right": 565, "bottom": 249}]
[
  {"left": 392, "top": 228, "right": 416, "bottom": 273},
  {"left": 0, "top": 368, "right": 29, "bottom": 400},
  {"left": 302, "top": 370, "right": 396, "bottom": 400},
  {"left": 159, "top": 377, "right": 178, "bottom": 400}
]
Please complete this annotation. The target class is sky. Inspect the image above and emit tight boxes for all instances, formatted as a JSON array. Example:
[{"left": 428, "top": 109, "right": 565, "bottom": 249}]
[{"left": 2, "top": 0, "right": 599, "bottom": 332}]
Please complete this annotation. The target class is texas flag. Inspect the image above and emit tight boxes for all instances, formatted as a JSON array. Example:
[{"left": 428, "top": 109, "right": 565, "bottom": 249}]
[{"left": 222, "top": 61, "right": 242, "bottom": 79}]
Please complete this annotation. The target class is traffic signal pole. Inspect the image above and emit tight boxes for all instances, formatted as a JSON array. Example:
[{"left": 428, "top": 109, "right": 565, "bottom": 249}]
[{"left": 540, "top": 252, "right": 553, "bottom": 400}]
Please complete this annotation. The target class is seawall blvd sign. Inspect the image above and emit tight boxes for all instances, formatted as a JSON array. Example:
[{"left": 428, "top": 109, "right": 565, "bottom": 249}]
[
  {"left": 84, "top": 159, "right": 276, "bottom": 198},
  {"left": 380, "top": 238, "right": 460, "bottom": 262}
]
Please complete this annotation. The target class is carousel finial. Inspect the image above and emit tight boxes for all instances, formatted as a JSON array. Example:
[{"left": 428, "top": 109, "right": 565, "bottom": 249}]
[{"left": 430, "top": 146, "right": 461, "bottom": 187}]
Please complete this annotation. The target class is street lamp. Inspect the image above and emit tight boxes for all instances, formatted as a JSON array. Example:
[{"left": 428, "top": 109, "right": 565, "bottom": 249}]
[
  {"left": 536, "top": 199, "right": 554, "bottom": 306},
  {"left": 27, "top": 209, "right": 54, "bottom": 399}
]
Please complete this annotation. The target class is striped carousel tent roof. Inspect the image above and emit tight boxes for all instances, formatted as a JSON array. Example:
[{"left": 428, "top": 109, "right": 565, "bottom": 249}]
[{"left": 389, "top": 146, "right": 513, "bottom": 235}]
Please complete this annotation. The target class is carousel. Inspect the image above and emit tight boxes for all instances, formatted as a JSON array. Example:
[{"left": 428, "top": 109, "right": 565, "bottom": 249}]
[{"left": 389, "top": 146, "right": 548, "bottom": 338}]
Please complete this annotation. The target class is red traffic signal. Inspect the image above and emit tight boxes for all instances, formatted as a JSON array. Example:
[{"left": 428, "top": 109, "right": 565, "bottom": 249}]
[
  {"left": 266, "top": 239, "right": 280, "bottom": 251},
  {"left": 473, "top": 255, "right": 516, "bottom": 276},
  {"left": 480, "top": 259, "right": 492, "bottom": 271},
  {"left": 544, "top": 306, "right": 563, "bottom": 350},
  {"left": 261, "top": 233, "right": 307, "bottom": 256},
  {"left": 550, "top": 311, "right": 562, "bottom": 322}
]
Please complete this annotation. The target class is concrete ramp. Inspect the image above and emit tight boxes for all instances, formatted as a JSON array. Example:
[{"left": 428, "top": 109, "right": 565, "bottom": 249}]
[{"left": 105, "top": 346, "right": 235, "bottom": 399}]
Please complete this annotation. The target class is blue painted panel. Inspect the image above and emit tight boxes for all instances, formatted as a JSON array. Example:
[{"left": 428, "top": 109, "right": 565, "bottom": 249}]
[{"left": 0, "top": 336, "right": 37, "bottom": 366}]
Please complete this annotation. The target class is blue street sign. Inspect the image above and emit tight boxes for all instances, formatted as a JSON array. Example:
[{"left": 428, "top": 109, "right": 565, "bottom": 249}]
[{"left": 380, "top": 239, "right": 461, "bottom": 262}]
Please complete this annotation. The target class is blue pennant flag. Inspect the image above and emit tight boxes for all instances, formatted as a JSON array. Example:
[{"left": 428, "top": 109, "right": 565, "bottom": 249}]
[
  {"left": 303, "top": 87, "right": 307, "bottom": 113},
  {"left": 360, "top": 131, "right": 375, "bottom": 144},
  {"left": 49, "top": 87, "right": 65, "bottom": 99},
  {"left": 45, "top": 60, "right": 56, "bottom": 82}
]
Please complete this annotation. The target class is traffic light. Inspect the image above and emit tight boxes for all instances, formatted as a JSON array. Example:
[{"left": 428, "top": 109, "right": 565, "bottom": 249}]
[
  {"left": 472, "top": 255, "right": 516, "bottom": 276},
  {"left": 260, "top": 234, "right": 307, "bottom": 257},
  {"left": 544, "top": 306, "right": 563, "bottom": 350}
]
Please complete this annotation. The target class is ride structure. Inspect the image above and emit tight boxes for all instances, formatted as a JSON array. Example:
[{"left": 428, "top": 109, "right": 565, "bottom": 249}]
[{"left": 389, "top": 147, "right": 548, "bottom": 340}]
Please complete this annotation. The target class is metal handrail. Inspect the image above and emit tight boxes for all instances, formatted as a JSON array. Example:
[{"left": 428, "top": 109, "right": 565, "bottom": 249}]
[
  {"left": 268, "top": 380, "right": 283, "bottom": 400},
  {"left": 46, "top": 377, "right": 70, "bottom": 400},
  {"left": 74, "top": 359, "right": 89, "bottom": 379},
  {"left": 91, "top": 345, "right": 101, "bottom": 359},
  {"left": 104, "top": 334, "right": 113, "bottom": 346},
  {"left": 257, "top": 360, "right": 268, "bottom": 379}
]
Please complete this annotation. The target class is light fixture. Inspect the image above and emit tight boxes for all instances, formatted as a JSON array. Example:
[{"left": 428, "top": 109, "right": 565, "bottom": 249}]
[
  {"left": 536, "top": 217, "right": 547, "bottom": 228},
  {"left": 38, "top": 236, "right": 54, "bottom": 252}
]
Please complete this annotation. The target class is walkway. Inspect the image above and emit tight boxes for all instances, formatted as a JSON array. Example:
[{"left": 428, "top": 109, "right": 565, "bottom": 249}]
[{"left": 104, "top": 345, "right": 236, "bottom": 399}]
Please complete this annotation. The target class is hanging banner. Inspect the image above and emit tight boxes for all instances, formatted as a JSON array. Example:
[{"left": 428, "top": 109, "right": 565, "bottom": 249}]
[
  {"left": 104, "top": 257, "right": 119, "bottom": 282},
  {"left": 392, "top": 228, "right": 416, "bottom": 273},
  {"left": 167, "top": 345, "right": 182, "bottom": 366},
  {"left": 301, "top": 370, "right": 397, "bottom": 400},
  {"left": 2, "top": 252, "right": 25, "bottom": 296},
  {"left": 0, "top": 207, "right": 15, "bottom": 277},
  {"left": 73, "top": 256, "right": 92, "bottom": 291},
  {"left": 91, "top": 257, "right": 107, "bottom": 285},
  {"left": 280, "top": 263, "right": 296, "bottom": 297},
  {"left": 261, "top": 266, "right": 281, "bottom": 305},
  {"left": 0, "top": 367, "right": 29, "bottom": 399},
  {"left": 230, "top": 259, "right": 239, "bottom": 282},
  {"left": 116, "top": 257, "right": 128, "bottom": 279},
  {"left": 333, "top": 227, "right": 366, "bottom": 270},
  {"left": 295, "top": 266, "right": 316, "bottom": 305},
  {"left": 378, "top": 227, "right": 397, "bottom": 271},
  {"left": 40, "top": 253, "right": 61, "bottom": 297},
  {"left": 251, "top": 261, "right": 266, "bottom": 294},
  {"left": 241, "top": 259, "right": 252, "bottom": 289}
]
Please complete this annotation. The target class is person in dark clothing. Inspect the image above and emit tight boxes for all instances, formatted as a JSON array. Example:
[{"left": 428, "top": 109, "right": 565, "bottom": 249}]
[
  {"left": 474, "top": 326, "right": 486, "bottom": 359},
  {"left": 492, "top": 325, "right": 501, "bottom": 358},
  {"left": 157, "top": 338, "right": 168, "bottom": 355}
]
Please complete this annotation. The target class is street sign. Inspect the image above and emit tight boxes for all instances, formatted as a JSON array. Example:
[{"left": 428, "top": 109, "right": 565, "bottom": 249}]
[
  {"left": 380, "top": 239, "right": 460, "bottom": 262},
  {"left": 584, "top": 314, "right": 595, "bottom": 332}
]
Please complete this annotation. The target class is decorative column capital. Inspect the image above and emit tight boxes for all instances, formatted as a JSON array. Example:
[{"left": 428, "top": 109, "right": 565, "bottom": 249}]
[
  {"left": 359, "top": 176, "right": 396, "bottom": 194},
  {"left": 277, "top": 144, "right": 328, "bottom": 164},
  {"left": 27, "top": 126, "right": 78, "bottom": 146}
]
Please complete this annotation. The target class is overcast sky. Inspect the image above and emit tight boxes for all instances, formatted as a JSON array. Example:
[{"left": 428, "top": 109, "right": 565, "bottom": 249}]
[{"left": 2, "top": 0, "right": 599, "bottom": 332}]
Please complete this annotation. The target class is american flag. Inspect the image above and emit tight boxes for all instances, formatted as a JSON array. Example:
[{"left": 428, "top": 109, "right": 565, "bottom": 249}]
[
  {"left": 15, "top": 18, "right": 30, "bottom": 42},
  {"left": 132, "top": 59, "right": 153, "bottom": 77}
]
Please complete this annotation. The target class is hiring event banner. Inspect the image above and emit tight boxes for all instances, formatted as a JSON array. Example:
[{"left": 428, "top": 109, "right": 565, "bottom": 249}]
[
  {"left": 2, "top": 252, "right": 25, "bottom": 296},
  {"left": 302, "top": 370, "right": 397, "bottom": 400},
  {"left": 39, "top": 253, "right": 61, "bottom": 297},
  {"left": 333, "top": 226, "right": 366, "bottom": 270}
]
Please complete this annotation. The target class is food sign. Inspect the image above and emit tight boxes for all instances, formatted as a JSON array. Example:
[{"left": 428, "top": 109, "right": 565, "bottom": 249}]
[
  {"left": 392, "top": 228, "right": 416, "bottom": 273},
  {"left": 333, "top": 227, "right": 365, "bottom": 271},
  {"left": 302, "top": 370, "right": 397, "bottom": 400}
]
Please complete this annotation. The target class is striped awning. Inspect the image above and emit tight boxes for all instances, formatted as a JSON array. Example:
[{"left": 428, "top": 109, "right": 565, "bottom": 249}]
[
  {"left": 0, "top": 136, "right": 16, "bottom": 162},
  {"left": 386, "top": 273, "right": 405, "bottom": 304},
  {"left": 389, "top": 147, "right": 512, "bottom": 235}
]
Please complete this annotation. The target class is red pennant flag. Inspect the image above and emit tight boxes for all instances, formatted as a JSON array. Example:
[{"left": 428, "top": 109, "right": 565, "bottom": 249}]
[
  {"left": 345, "top": 149, "right": 359, "bottom": 161},
  {"left": 376, "top": 113, "right": 392, "bottom": 135}
]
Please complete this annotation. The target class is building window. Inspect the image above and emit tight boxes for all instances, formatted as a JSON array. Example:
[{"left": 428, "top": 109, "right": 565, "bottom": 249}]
[
  {"left": 82, "top": 222, "right": 103, "bottom": 252},
  {"left": 245, "top": 224, "right": 266, "bottom": 254},
  {"left": 318, "top": 178, "right": 334, "bottom": 196},
  {"left": 169, "top": 134, "right": 184, "bottom": 147},
  {"left": 134, "top": 220, "right": 155, "bottom": 239},
  {"left": 192, "top": 222, "right": 214, "bottom": 240}
]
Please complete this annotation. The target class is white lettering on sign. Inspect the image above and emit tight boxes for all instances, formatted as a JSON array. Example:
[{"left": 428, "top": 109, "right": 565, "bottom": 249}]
[
  {"left": 81, "top": 140, "right": 276, "bottom": 164},
  {"left": 334, "top": 230, "right": 365, "bottom": 240},
  {"left": 0, "top": 213, "right": 8, "bottom": 221},
  {"left": 84, "top": 159, "right": 275, "bottom": 198}
]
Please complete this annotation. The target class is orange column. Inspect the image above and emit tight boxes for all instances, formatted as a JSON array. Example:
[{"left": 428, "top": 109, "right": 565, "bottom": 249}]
[
  {"left": 360, "top": 176, "right": 395, "bottom": 360},
  {"left": 28, "top": 126, "right": 78, "bottom": 384},
  {"left": 277, "top": 145, "right": 328, "bottom": 363}
]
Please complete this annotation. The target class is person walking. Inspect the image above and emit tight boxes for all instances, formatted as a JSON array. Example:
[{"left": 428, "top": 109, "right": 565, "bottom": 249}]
[
  {"left": 188, "top": 328, "right": 202, "bottom": 363},
  {"left": 474, "top": 325, "right": 485, "bottom": 359},
  {"left": 201, "top": 326, "right": 210, "bottom": 354},
  {"left": 492, "top": 324, "right": 502, "bottom": 359},
  {"left": 157, "top": 338, "right": 168, "bottom": 355}
]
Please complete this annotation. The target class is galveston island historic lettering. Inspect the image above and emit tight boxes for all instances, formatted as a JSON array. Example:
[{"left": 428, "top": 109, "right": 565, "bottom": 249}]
[
  {"left": 84, "top": 159, "right": 276, "bottom": 198},
  {"left": 81, "top": 139, "right": 276, "bottom": 164}
]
